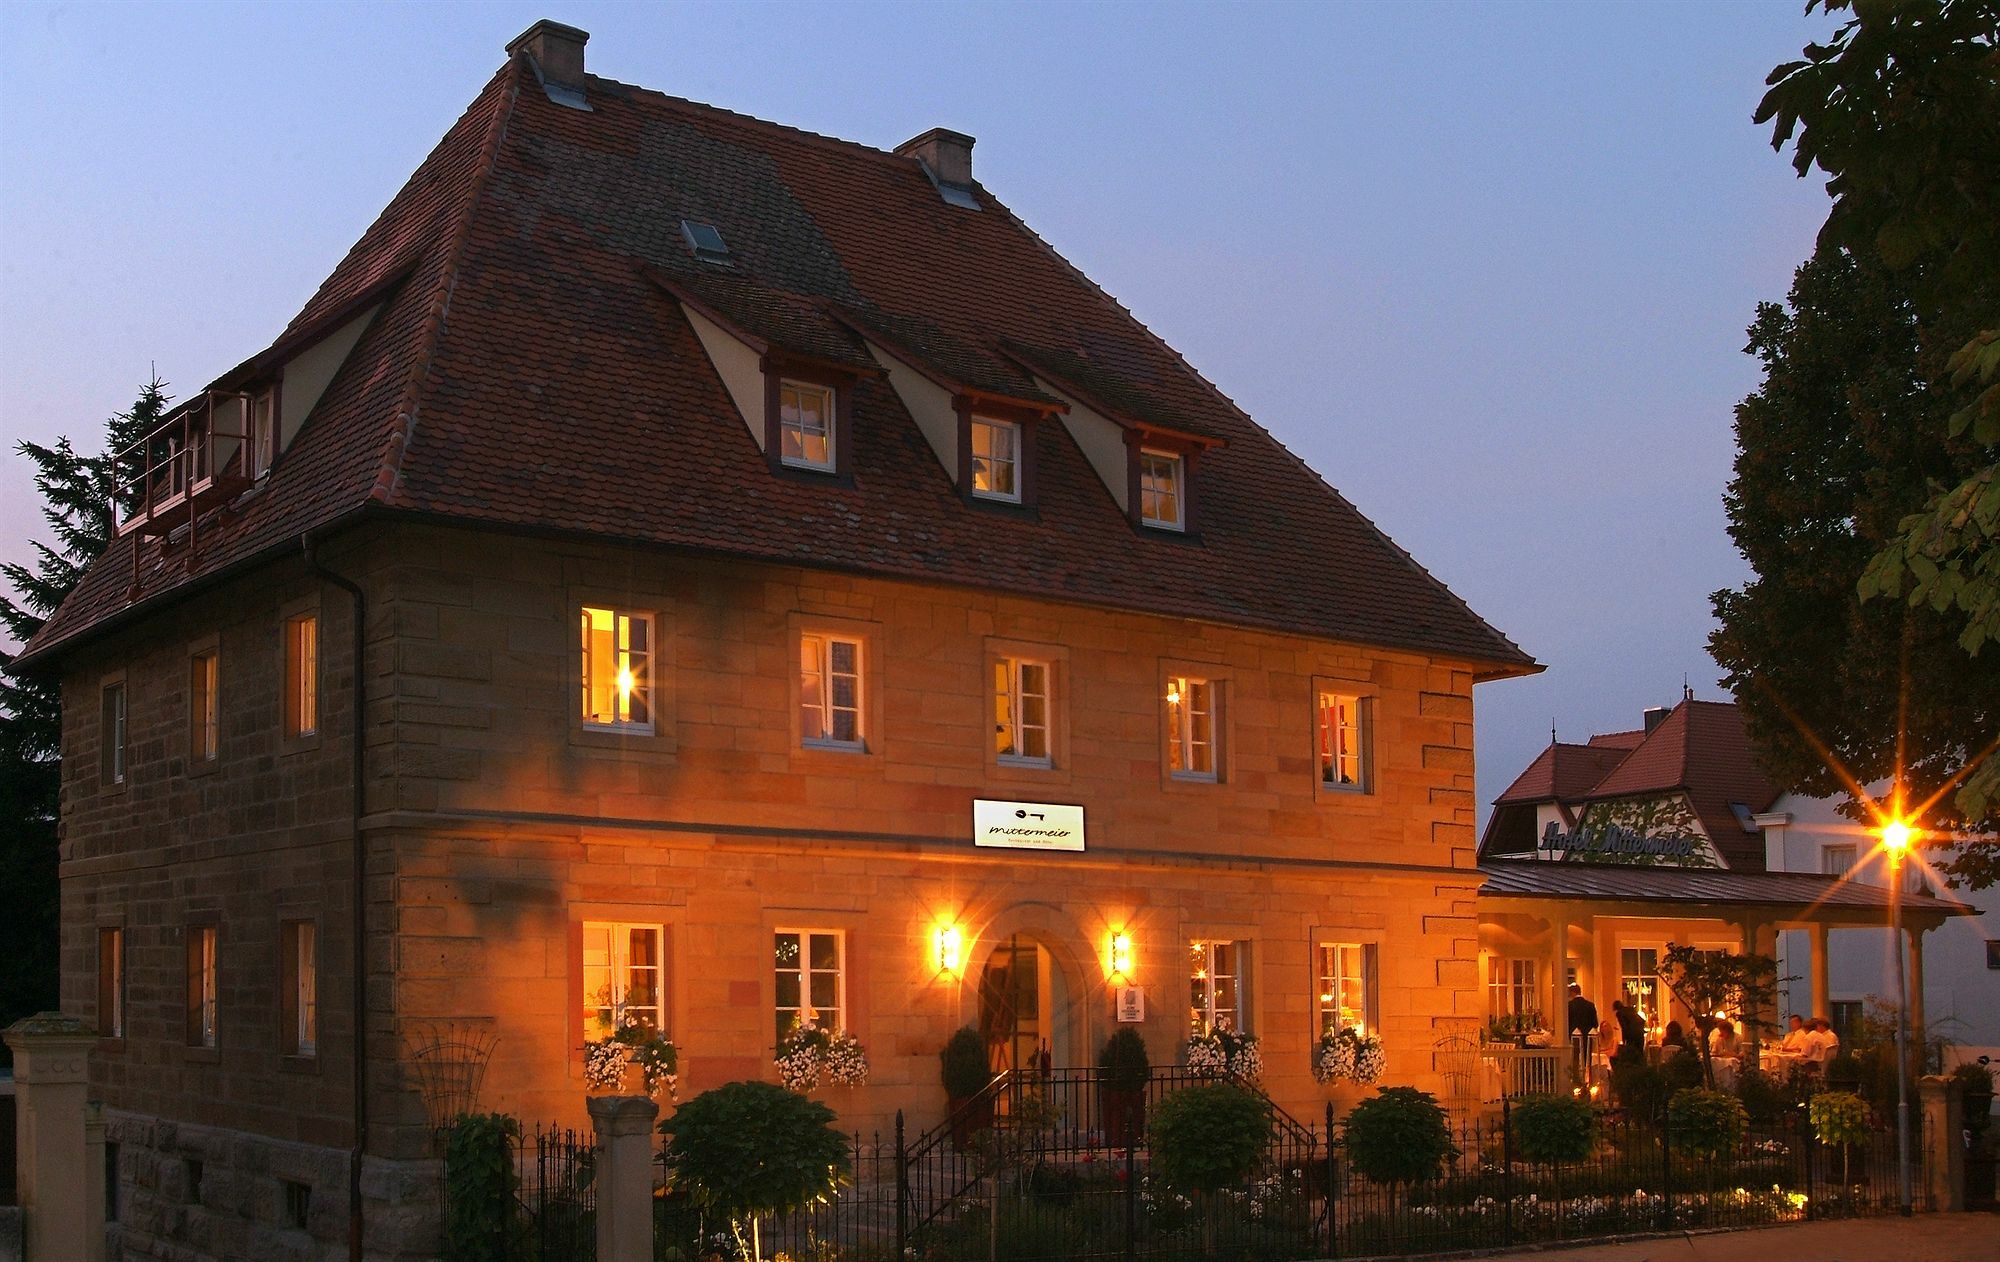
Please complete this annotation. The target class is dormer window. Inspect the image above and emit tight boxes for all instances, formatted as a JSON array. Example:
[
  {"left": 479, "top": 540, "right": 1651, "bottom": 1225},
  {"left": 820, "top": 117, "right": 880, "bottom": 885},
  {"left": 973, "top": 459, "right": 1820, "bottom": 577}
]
[
  {"left": 778, "top": 380, "right": 835, "bottom": 471},
  {"left": 1139, "top": 448, "right": 1185, "bottom": 530},
  {"left": 969, "top": 417, "right": 1021, "bottom": 502}
]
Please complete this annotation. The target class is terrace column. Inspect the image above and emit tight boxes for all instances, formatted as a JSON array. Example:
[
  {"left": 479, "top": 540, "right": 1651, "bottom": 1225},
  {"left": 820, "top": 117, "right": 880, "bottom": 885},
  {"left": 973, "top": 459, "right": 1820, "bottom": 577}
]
[
  {"left": 588, "top": 1095, "right": 659, "bottom": 1262},
  {"left": 1737, "top": 917, "right": 1776, "bottom": 1062},
  {"left": 1808, "top": 922, "right": 1830, "bottom": 1020},
  {"left": 1547, "top": 911, "right": 1569, "bottom": 1031},
  {"left": 3, "top": 1013, "right": 99, "bottom": 1262}
]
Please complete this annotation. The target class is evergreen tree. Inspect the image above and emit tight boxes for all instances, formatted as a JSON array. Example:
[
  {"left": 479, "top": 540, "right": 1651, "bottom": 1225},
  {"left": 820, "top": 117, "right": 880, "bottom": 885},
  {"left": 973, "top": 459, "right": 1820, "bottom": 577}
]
[
  {"left": 1725, "top": 0, "right": 1999, "bottom": 882},
  {"left": 0, "top": 377, "right": 168, "bottom": 1049}
]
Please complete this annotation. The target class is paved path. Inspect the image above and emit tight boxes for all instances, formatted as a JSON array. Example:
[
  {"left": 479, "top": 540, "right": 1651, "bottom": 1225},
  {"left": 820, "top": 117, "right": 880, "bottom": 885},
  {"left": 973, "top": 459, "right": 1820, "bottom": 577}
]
[{"left": 1452, "top": 1213, "right": 1999, "bottom": 1262}]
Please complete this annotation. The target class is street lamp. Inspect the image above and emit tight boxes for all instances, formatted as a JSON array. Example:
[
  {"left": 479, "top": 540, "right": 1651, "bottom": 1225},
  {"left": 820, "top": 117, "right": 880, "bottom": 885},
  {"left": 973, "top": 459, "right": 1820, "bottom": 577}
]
[{"left": 1880, "top": 815, "right": 1913, "bottom": 1217}]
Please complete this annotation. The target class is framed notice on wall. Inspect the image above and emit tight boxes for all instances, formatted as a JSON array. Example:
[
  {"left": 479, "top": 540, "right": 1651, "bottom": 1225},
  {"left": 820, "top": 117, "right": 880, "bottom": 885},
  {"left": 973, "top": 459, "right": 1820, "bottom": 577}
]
[{"left": 1115, "top": 986, "right": 1146, "bottom": 1023}]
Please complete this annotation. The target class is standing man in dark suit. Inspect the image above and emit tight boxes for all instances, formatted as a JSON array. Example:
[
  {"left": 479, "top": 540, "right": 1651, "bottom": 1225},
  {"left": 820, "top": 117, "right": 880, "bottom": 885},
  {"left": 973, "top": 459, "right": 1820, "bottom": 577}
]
[{"left": 1566, "top": 983, "right": 1599, "bottom": 1080}]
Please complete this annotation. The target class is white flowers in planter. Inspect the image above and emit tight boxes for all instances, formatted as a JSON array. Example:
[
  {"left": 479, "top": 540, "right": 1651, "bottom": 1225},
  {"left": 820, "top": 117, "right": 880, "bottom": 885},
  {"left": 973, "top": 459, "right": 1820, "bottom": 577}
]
[
  {"left": 775, "top": 1016, "right": 870, "bottom": 1092},
  {"left": 1313, "top": 1026, "right": 1385, "bottom": 1084},
  {"left": 584, "top": 1021, "right": 679, "bottom": 1099},
  {"left": 1186, "top": 1024, "right": 1263, "bottom": 1082}
]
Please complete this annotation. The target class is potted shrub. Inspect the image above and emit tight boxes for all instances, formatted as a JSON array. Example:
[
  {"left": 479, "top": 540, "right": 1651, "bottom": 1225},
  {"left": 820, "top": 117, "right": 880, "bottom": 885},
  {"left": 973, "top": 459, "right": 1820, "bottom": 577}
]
[
  {"left": 1098, "top": 1028, "right": 1151, "bottom": 1148},
  {"left": 941, "top": 1025, "right": 994, "bottom": 1145}
]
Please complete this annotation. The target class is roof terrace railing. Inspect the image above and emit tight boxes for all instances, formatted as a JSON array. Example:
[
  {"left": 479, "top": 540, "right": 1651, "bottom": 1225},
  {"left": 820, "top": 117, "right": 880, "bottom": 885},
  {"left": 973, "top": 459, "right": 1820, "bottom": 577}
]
[{"left": 112, "top": 392, "right": 254, "bottom": 539}]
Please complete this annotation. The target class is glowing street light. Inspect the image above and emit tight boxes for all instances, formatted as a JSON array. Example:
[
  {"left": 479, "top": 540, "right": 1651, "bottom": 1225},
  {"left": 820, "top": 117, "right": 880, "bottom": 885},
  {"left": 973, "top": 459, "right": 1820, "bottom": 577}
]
[{"left": 1880, "top": 812, "right": 1914, "bottom": 1217}]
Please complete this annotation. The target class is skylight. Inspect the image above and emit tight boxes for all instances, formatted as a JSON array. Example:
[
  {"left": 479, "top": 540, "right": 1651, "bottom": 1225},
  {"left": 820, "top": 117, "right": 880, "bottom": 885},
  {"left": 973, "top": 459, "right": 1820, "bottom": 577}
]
[{"left": 680, "top": 219, "right": 731, "bottom": 264}]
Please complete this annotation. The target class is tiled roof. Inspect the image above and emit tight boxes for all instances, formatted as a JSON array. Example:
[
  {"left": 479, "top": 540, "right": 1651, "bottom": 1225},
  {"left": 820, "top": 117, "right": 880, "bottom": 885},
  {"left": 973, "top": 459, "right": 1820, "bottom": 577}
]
[
  {"left": 1479, "top": 858, "right": 1980, "bottom": 918},
  {"left": 1479, "top": 699, "right": 1782, "bottom": 870},
  {"left": 20, "top": 52, "right": 1535, "bottom": 676}
]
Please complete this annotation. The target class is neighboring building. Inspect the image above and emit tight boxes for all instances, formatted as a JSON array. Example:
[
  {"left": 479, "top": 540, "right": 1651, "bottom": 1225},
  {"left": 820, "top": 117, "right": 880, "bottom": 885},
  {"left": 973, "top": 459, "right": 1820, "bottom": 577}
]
[
  {"left": 13, "top": 23, "right": 1538, "bottom": 1261},
  {"left": 1477, "top": 696, "right": 1992, "bottom": 1064}
]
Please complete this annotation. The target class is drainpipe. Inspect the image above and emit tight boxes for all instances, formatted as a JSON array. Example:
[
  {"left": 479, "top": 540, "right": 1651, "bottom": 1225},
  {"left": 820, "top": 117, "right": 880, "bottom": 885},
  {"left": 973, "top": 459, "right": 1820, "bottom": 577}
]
[{"left": 304, "top": 533, "right": 369, "bottom": 1262}]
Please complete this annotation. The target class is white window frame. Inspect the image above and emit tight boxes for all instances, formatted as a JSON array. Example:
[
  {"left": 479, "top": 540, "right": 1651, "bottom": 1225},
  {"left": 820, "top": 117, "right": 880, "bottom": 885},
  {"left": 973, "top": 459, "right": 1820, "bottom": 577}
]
[
  {"left": 250, "top": 389, "right": 276, "bottom": 478},
  {"left": 103, "top": 681, "right": 128, "bottom": 786},
  {"left": 1822, "top": 844, "right": 1857, "bottom": 876},
  {"left": 969, "top": 416, "right": 1022, "bottom": 503},
  {"left": 1139, "top": 448, "right": 1185, "bottom": 530},
  {"left": 579, "top": 606, "right": 655, "bottom": 733},
  {"left": 1166, "top": 675, "right": 1217, "bottom": 782},
  {"left": 285, "top": 613, "right": 319, "bottom": 738},
  {"left": 1317, "top": 691, "right": 1364, "bottom": 791},
  {"left": 799, "top": 632, "right": 864, "bottom": 749},
  {"left": 1487, "top": 956, "right": 1539, "bottom": 1020},
  {"left": 779, "top": 379, "right": 836, "bottom": 471},
  {"left": 1189, "top": 939, "right": 1248, "bottom": 1036},
  {"left": 190, "top": 650, "right": 219, "bottom": 763},
  {"left": 994, "top": 656, "right": 1051, "bottom": 767},
  {"left": 1317, "top": 942, "right": 1374, "bottom": 1036},
  {"left": 582, "top": 921, "right": 666, "bottom": 1041},
  {"left": 774, "top": 928, "right": 846, "bottom": 1042},
  {"left": 1619, "top": 944, "right": 1663, "bottom": 1035}
]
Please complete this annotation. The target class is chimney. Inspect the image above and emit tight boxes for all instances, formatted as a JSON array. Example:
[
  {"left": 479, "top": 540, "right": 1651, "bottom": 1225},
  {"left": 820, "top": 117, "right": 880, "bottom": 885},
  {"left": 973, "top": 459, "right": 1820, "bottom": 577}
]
[
  {"left": 897, "top": 128, "right": 980, "bottom": 208},
  {"left": 1642, "top": 706, "right": 1670, "bottom": 733},
  {"left": 507, "top": 20, "right": 590, "bottom": 105}
]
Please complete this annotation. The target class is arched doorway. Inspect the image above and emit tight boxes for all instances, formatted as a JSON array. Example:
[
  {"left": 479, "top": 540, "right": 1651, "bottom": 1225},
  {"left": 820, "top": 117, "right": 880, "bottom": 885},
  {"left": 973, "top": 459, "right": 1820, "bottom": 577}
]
[{"left": 975, "top": 932, "right": 1081, "bottom": 1073}]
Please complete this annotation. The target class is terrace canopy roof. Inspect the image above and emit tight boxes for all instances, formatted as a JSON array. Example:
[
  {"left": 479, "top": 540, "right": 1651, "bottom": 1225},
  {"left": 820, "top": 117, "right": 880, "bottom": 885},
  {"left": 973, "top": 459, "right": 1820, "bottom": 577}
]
[{"left": 1478, "top": 858, "right": 1979, "bottom": 929}]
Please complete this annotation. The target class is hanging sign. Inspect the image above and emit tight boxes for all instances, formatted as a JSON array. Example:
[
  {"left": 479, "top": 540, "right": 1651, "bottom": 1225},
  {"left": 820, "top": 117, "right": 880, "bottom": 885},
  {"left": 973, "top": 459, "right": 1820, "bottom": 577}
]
[
  {"left": 1115, "top": 986, "right": 1146, "bottom": 1023},
  {"left": 973, "top": 799, "right": 1086, "bottom": 852}
]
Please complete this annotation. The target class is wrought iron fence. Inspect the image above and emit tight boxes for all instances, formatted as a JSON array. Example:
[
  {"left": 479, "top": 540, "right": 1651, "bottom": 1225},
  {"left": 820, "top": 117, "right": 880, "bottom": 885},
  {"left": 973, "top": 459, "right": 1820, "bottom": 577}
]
[
  {"left": 650, "top": 1085, "right": 1929, "bottom": 1262},
  {"left": 440, "top": 1118, "right": 595, "bottom": 1262}
]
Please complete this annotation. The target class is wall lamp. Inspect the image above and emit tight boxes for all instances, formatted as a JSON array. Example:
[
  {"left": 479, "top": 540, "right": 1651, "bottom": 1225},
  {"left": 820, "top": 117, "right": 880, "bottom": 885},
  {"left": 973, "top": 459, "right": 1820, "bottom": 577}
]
[{"left": 933, "top": 924, "right": 964, "bottom": 978}]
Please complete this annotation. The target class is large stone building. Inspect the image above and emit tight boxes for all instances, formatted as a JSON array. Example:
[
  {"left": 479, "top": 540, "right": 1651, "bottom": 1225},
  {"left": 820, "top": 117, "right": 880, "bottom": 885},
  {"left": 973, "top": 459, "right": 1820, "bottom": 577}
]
[{"left": 16, "top": 22, "right": 1539, "bottom": 1260}]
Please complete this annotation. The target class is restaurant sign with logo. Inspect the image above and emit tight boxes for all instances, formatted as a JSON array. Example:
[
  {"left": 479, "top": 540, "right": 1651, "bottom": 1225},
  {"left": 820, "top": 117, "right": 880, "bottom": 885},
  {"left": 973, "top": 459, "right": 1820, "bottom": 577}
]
[
  {"left": 974, "top": 799, "right": 1086, "bottom": 852},
  {"left": 1539, "top": 820, "right": 1698, "bottom": 860}
]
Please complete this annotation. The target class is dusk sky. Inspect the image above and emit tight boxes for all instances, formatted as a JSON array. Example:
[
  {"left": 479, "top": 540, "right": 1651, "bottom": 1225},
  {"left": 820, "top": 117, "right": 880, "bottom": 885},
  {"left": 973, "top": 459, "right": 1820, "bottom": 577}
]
[{"left": 0, "top": 0, "right": 1837, "bottom": 820}]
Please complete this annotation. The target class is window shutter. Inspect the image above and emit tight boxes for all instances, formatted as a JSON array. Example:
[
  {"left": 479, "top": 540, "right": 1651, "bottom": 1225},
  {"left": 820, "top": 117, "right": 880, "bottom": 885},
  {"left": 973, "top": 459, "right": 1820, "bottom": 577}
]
[
  {"left": 186, "top": 931, "right": 202, "bottom": 1046},
  {"left": 280, "top": 923, "right": 300, "bottom": 1055},
  {"left": 1362, "top": 943, "right": 1381, "bottom": 1034}
]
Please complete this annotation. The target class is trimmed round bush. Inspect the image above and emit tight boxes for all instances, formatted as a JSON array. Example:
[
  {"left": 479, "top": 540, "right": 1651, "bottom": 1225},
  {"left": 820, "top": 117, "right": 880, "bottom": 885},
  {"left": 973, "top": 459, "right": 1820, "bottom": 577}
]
[
  {"left": 1667, "top": 1087, "right": 1747, "bottom": 1162},
  {"left": 1342, "top": 1086, "right": 1458, "bottom": 1186},
  {"left": 1809, "top": 1090, "right": 1870, "bottom": 1147},
  {"left": 660, "top": 1081, "right": 850, "bottom": 1224},
  {"left": 1147, "top": 1082, "right": 1272, "bottom": 1191},
  {"left": 1098, "top": 1027, "right": 1152, "bottom": 1092},
  {"left": 1510, "top": 1093, "right": 1597, "bottom": 1165}
]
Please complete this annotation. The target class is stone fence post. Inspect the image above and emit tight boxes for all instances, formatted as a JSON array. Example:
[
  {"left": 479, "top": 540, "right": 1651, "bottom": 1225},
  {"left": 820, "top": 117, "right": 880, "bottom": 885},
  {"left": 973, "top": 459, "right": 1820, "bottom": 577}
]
[
  {"left": 1919, "top": 1074, "right": 1963, "bottom": 1212},
  {"left": 4, "top": 1013, "right": 101, "bottom": 1262},
  {"left": 587, "top": 1096, "right": 658, "bottom": 1262}
]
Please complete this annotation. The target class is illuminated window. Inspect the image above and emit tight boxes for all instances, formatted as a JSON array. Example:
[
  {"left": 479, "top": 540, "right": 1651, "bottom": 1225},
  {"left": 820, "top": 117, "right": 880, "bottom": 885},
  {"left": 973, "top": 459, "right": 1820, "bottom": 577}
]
[
  {"left": 283, "top": 921, "right": 317, "bottom": 1057},
  {"left": 186, "top": 926, "right": 217, "bottom": 1049},
  {"left": 970, "top": 417, "right": 1020, "bottom": 502},
  {"left": 800, "top": 633, "right": 863, "bottom": 747},
  {"left": 1487, "top": 957, "right": 1539, "bottom": 1020},
  {"left": 189, "top": 650, "right": 219, "bottom": 763},
  {"left": 98, "top": 927, "right": 125, "bottom": 1038},
  {"left": 1318, "top": 942, "right": 1375, "bottom": 1036},
  {"left": 101, "top": 682, "right": 128, "bottom": 786},
  {"left": 582, "top": 922, "right": 665, "bottom": 1041},
  {"left": 285, "top": 614, "right": 319, "bottom": 737},
  {"left": 579, "top": 606, "right": 653, "bottom": 731},
  {"left": 1166, "top": 675, "right": 1216, "bottom": 781},
  {"left": 1821, "top": 844, "right": 1856, "bottom": 876},
  {"left": 1317, "top": 692, "right": 1365, "bottom": 790},
  {"left": 994, "top": 656, "right": 1050, "bottom": 765},
  {"left": 1189, "top": 939, "right": 1247, "bottom": 1035},
  {"left": 774, "top": 929, "right": 844, "bottom": 1043},
  {"left": 779, "top": 380, "right": 835, "bottom": 471},
  {"left": 1620, "top": 946, "right": 1661, "bottom": 1033},
  {"left": 1139, "top": 449, "right": 1184, "bottom": 529}
]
